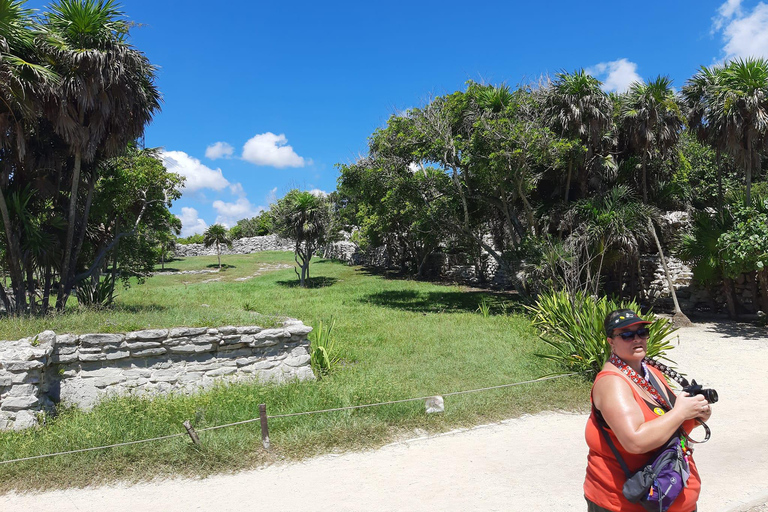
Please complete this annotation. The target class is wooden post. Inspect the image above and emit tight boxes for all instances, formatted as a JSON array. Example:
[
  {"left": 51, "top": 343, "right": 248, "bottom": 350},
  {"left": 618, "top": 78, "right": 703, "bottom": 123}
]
[
  {"left": 183, "top": 420, "right": 200, "bottom": 445},
  {"left": 259, "top": 403, "right": 270, "bottom": 450}
]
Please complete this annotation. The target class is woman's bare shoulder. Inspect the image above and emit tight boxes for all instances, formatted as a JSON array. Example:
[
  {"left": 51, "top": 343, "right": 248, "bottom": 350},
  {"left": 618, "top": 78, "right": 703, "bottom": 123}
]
[{"left": 593, "top": 367, "right": 633, "bottom": 409}]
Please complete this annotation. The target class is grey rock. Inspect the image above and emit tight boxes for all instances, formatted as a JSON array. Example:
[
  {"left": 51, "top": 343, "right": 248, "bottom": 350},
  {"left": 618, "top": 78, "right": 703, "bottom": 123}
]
[
  {"left": 169, "top": 327, "right": 208, "bottom": 338},
  {"left": 205, "top": 367, "right": 237, "bottom": 377},
  {"left": 126, "top": 329, "right": 169, "bottom": 341},
  {"left": 5, "top": 360, "right": 44, "bottom": 371},
  {"left": 1, "top": 395, "right": 39, "bottom": 411},
  {"left": 284, "top": 354, "right": 311, "bottom": 367},
  {"left": 80, "top": 333, "right": 124, "bottom": 346},
  {"left": 132, "top": 348, "right": 168, "bottom": 357},
  {"left": 12, "top": 410, "right": 38, "bottom": 430},
  {"left": 9, "top": 384, "right": 37, "bottom": 396},
  {"left": 218, "top": 326, "right": 238, "bottom": 335},
  {"left": 56, "top": 334, "right": 79, "bottom": 346},
  {"left": 125, "top": 341, "right": 163, "bottom": 350},
  {"left": 106, "top": 350, "right": 131, "bottom": 361},
  {"left": 169, "top": 344, "right": 212, "bottom": 354},
  {"left": 236, "top": 326, "right": 262, "bottom": 335},
  {"left": 95, "top": 374, "right": 126, "bottom": 388}
]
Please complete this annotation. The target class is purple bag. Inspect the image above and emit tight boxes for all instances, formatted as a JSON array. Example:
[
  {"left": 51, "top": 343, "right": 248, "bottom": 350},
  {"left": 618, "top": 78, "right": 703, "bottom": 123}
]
[{"left": 622, "top": 437, "right": 689, "bottom": 512}]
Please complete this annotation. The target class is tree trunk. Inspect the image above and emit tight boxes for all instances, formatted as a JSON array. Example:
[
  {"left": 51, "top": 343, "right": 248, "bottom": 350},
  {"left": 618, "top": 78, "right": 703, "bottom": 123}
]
[
  {"left": 217, "top": 241, "right": 221, "bottom": 269},
  {"left": 0, "top": 188, "right": 27, "bottom": 313},
  {"left": 758, "top": 268, "right": 768, "bottom": 314},
  {"left": 648, "top": 219, "right": 692, "bottom": 327},
  {"left": 58, "top": 148, "right": 83, "bottom": 311},
  {"left": 716, "top": 148, "right": 723, "bottom": 223},
  {"left": 565, "top": 159, "right": 573, "bottom": 203},
  {"left": 746, "top": 136, "right": 753, "bottom": 205},
  {"left": 641, "top": 152, "right": 648, "bottom": 204},
  {"left": 723, "top": 276, "right": 738, "bottom": 319}
]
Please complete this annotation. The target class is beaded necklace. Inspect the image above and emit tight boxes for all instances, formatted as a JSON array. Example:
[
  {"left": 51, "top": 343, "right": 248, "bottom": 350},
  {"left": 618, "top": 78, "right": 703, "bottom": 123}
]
[{"left": 608, "top": 353, "right": 670, "bottom": 409}]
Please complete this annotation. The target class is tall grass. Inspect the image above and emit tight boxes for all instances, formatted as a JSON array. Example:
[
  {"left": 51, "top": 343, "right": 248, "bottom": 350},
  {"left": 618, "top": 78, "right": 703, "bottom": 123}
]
[{"left": 0, "top": 253, "right": 590, "bottom": 491}]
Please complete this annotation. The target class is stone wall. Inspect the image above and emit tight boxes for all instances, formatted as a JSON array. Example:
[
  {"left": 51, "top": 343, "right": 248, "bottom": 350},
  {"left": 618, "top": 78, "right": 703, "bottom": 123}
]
[
  {"left": 173, "top": 234, "right": 295, "bottom": 257},
  {"left": 0, "top": 320, "right": 314, "bottom": 430}
]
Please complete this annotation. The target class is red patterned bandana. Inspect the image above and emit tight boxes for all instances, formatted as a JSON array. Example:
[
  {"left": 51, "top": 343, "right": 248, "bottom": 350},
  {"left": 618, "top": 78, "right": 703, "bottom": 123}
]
[{"left": 608, "top": 353, "right": 670, "bottom": 409}]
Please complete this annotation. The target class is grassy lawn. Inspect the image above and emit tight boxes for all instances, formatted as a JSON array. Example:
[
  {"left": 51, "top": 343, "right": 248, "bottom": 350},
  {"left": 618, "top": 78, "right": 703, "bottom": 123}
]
[{"left": 0, "top": 253, "right": 591, "bottom": 492}]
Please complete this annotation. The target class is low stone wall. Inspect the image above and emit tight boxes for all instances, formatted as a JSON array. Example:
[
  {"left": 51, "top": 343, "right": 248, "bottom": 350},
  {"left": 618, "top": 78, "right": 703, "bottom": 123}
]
[
  {"left": 0, "top": 321, "right": 314, "bottom": 430},
  {"left": 173, "top": 234, "right": 294, "bottom": 257}
]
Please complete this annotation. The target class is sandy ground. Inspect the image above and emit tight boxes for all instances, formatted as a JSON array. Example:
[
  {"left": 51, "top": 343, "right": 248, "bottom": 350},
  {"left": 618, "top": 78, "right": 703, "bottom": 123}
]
[{"left": 2, "top": 320, "right": 767, "bottom": 511}]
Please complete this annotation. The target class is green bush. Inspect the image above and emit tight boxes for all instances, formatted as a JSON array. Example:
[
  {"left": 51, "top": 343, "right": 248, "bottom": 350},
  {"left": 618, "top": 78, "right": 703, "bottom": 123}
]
[
  {"left": 527, "top": 290, "right": 677, "bottom": 378},
  {"left": 309, "top": 318, "right": 339, "bottom": 377}
]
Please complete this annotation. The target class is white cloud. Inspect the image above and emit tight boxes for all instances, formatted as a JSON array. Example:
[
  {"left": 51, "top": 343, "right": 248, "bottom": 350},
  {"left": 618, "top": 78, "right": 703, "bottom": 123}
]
[
  {"left": 161, "top": 151, "right": 230, "bottom": 193},
  {"left": 212, "top": 198, "right": 264, "bottom": 228},
  {"left": 229, "top": 182, "right": 247, "bottom": 198},
  {"left": 308, "top": 189, "right": 329, "bottom": 197},
  {"left": 587, "top": 59, "right": 642, "bottom": 93},
  {"left": 177, "top": 207, "right": 208, "bottom": 237},
  {"left": 242, "top": 132, "right": 308, "bottom": 168},
  {"left": 205, "top": 142, "right": 234, "bottom": 160},
  {"left": 718, "top": 2, "right": 768, "bottom": 59}
]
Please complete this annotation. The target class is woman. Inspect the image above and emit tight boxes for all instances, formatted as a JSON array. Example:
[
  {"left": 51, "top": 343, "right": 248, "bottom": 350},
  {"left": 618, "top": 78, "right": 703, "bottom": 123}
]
[{"left": 584, "top": 309, "right": 712, "bottom": 512}]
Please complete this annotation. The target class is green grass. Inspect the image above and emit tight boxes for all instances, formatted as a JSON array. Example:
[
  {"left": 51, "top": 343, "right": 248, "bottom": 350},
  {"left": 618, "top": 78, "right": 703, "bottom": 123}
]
[{"left": 0, "top": 253, "right": 590, "bottom": 491}]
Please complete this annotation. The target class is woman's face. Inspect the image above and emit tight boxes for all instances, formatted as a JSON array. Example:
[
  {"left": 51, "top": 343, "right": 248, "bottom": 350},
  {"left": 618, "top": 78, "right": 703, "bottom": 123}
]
[{"left": 608, "top": 325, "right": 649, "bottom": 362}]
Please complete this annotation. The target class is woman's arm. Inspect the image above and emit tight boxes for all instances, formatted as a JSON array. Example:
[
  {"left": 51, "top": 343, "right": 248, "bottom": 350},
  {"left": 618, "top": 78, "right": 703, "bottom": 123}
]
[{"left": 593, "top": 373, "right": 709, "bottom": 454}]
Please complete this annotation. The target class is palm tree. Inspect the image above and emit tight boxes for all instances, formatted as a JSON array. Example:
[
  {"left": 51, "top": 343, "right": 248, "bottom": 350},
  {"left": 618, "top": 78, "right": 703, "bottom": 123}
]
[
  {"left": 704, "top": 58, "right": 768, "bottom": 205},
  {"left": 203, "top": 224, "right": 231, "bottom": 269},
  {"left": 273, "top": 190, "right": 330, "bottom": 287},
  {"left": 0, "top": 0, "right": 58, "bottom": 313},
  {"left": 564, "top": 185, "right": 656, "bottom": 296},
  {"left": 544, "top": 69, "right": 612, "bottom": 201},
  {"left": 620, "top": 76, "right": 685, "bottom": 203},
  {"left": 38, "top": 0, "right": 161, "bottom": 310}
]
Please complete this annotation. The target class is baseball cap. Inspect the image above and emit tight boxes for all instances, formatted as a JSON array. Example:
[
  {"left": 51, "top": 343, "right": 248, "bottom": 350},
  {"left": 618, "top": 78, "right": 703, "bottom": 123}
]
[{"left": 604, "top": 309, "right": 652, "bottom": 336}]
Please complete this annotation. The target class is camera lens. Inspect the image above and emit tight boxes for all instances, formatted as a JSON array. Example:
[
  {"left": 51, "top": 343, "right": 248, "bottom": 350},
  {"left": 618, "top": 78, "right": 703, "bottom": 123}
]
[{"left": 705, "top": 389, "right": 718, "bottom": 404}]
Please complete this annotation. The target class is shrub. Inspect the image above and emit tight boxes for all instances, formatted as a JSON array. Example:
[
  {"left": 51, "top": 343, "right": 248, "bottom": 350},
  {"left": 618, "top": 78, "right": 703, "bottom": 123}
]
[
  {"left": 309, "top": 318, "right": 339, "bottom": 377},
  {"left": 527, "top": 290, "right": 677, "bottom": 377}
]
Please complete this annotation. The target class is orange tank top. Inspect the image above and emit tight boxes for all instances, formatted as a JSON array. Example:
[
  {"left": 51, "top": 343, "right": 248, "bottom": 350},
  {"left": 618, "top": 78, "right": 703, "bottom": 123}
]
[{"left": 583, "top": 366, "right": 701, "bottom": 512}]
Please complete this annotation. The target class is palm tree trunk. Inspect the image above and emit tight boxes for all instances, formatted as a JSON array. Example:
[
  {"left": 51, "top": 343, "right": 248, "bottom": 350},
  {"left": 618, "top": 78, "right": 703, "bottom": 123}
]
[
  {"left": 565, "top": 159, "right": 573, "bottom": 203},
  {"left": 746, "top": 136, "right": 753, "bottom": 205},
  {"left": 647, "top": 219, "right": 692, "bottom": 327},
  {"left": 58, "top": 148, "right": 82, "bottom": 311},
  {"left": 641, "top": 152, "right": 648, "bottom": 204},
  {"left": 0, "top": 189, "right": 27, "bottom": 313},
  {"left": 216, "top": 241, "right": 221, "bottom": 269},
  {"left": 716, "top": 148, "right": 724, "bottom": 223}
]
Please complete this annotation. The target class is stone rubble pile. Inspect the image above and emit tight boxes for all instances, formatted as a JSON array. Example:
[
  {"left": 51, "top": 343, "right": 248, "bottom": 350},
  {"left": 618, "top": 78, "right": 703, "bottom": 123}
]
[{"left": 0, "top": 321, "right": 314, "bottom": 430}]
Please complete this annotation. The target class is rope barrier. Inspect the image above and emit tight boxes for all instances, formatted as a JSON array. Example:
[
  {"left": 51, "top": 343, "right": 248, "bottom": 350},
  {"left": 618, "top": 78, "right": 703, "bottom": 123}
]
[{"left": 0, "top": 372, "right": 580, "bottom": 465}]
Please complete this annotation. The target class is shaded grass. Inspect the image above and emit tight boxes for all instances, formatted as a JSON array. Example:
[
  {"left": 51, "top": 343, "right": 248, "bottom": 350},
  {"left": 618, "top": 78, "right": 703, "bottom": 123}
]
[{"left": 0, "top": 252, "right": 590, "bottom": 491}]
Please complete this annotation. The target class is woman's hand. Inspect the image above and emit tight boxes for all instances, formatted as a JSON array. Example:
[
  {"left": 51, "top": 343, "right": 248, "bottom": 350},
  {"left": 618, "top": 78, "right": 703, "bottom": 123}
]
[{"left": 673, "top": 392, "right": 710, "bottom": 421}]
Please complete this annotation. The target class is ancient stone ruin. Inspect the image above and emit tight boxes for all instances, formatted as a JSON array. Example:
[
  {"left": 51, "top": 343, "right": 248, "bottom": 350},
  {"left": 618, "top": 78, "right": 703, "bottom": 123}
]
[{"left": 0, "top": 320, "right": 314, "bottom": 430}]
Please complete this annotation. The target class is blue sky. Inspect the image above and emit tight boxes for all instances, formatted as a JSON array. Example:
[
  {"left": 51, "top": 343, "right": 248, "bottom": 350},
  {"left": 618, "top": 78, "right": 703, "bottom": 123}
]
[{"left": 27, "top": 0, "right": 768, "bottom": 235}]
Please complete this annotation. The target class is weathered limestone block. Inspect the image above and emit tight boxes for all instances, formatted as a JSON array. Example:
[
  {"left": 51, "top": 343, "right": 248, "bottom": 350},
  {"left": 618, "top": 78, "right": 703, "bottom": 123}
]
[
  {"left": 206, "top": 367, "right": 237, "bottom": 377},
  {"left": 169, "top": 327, "right": 208, "bottom": 338},
  {"left": 125, "top": 341, "right": 163, "bottom": 350},
  {"left": 8, "top": 384, "right": 37, "bottom": 396},
  {"left": 95, "top": 373, "right": 126, "bottom": 388},
  {"left": 1, "top": 395, "right": 39, "bottom": 411},
  {"left": 126, "top": 329, "right": 168, "bottom": 341},
  {"left": 105, "top": 350, "right": 131, "bottom": 361},
  {"left": 236, "top": 326, "right": 262, "bottom": 335},
  {"left": 218, "top": 326, "right": 238, "bottom": 335},
  {"left": 169, "top": 344, "right": 212, "bottom": 354},
  {"left": 56, "top": 334, "right": 79, "bottom": 345},
  {"left": 80, "top": 333, "right": 124, "bottom": 347},
  {"left": 132, "top": 348, "right": 168, "bottom": 357}
]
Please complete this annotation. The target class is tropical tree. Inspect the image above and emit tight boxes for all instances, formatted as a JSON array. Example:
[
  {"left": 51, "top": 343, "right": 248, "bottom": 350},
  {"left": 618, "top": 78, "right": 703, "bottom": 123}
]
[
  {"left": 203, "top": 224, "right": 231, "bottom": 270},
  {"left": 38, "top": 0, "right": 161, "bottom": 310},
  {"left": 686, "top": 58, "right": 768, "bottom": 205},
  {"left": 620, "top": 76, "right": 685, "bottom": 203},
  {"left": 272, "top": 190, "right": 331, "bottom": 287},
  {"left": 544, "top": 69, "right": 612, "bottom": 201}
]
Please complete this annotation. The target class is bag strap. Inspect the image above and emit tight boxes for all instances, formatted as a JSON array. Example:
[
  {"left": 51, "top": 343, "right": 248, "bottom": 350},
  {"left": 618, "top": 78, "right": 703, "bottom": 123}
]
[{"left": 594, "top": 407, "right": 632, "bottom": 479}]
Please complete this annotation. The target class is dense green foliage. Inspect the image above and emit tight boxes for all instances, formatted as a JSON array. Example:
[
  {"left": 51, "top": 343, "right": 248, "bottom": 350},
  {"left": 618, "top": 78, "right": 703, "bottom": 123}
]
[
  {"left": 528, "top": 290, "right": 677, "bottom": 377},
  {"left": 0, "top": 0, "right": 172, "bottom": 314},
  {"left": 229, "top": 211, "right": 275, "bottom": 239},
  {"left": 336, "top": 62, "right": 768, "bottom": 317}
]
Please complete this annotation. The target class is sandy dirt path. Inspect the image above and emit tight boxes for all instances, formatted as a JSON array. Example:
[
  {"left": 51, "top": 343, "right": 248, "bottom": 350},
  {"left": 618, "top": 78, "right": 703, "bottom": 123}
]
[{"left": 2, "top": 321, "right": 767, "bottom": 511}]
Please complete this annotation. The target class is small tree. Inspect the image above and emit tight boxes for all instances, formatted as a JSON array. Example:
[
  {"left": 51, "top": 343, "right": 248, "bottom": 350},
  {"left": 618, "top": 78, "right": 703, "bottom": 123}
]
[
  {"left": 272, "top": 190, "right": 331, "bottom": 287},
  {"left": 203, "top": 224, "right": 232, "bottom": 269}
]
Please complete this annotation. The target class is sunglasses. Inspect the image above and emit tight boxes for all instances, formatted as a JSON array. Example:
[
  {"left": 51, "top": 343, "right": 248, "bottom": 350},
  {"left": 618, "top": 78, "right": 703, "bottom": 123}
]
[{"left": 614, "top": 327, "right": 651, "bottom": 340}]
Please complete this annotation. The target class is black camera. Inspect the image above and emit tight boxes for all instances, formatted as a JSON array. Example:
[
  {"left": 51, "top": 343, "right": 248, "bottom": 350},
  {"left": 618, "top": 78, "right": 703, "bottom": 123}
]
[{"left": 682, "top": 380, "right": 719, "bottom": 404}]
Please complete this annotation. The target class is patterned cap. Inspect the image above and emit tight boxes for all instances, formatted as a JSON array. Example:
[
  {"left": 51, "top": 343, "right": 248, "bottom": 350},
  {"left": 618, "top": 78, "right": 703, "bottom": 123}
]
[{"left": 604, "top": 309, "right": 652, "bottom": 336}]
